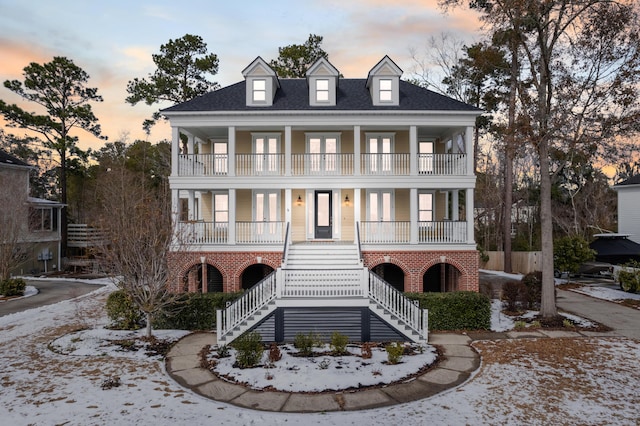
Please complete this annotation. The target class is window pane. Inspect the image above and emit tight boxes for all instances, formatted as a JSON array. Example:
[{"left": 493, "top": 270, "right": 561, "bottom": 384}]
[
  {"left": 380, "top": 80, "right": 392, "bottom": 90},
  {"left": 316, "top": 80, "right": 328, "bottom": 90}
]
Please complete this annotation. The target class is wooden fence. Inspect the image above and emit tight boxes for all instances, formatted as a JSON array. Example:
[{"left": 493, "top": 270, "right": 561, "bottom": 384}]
[{"left": 481, "top": 251, "right": 542, "bottom": 274}]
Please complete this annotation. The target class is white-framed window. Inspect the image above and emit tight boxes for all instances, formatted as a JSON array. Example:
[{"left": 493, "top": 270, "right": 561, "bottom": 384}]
[
  {"left": 379, "top": 79, "right": 393, "bottom": 102},
  {"left": 366, "top": 133, "right": 394, "bottom": 173},
  {"left": 418, "top": 141, "right": 434, "bottom": 174},
  {"left": 212, "top": 141, "right": 228, "bottom": 174},
  {"left": 212, "top": 192, "right": 229, "bottom": 227},
  {"left": 316, "top": 79, "right": 329, "bottom": 102},
  {"left": 306, "top": 133, "right": 340, "bottom": 173},
  {"left": 252, "top": 133, "right": 280, "bottom": 174},
  {"left": 252, "top": 79, "right": 266, "bottom": 102},
  {"left": 29, "top": 207, "right": 55, "bottom": 232},
  {"left": 418, "top": 192, "right": 434, "bottom": 223}
]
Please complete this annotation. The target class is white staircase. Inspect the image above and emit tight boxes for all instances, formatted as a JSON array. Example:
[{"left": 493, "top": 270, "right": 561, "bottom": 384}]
[{"left": 217, "top": 242, "right": 428, "bottom": 344}]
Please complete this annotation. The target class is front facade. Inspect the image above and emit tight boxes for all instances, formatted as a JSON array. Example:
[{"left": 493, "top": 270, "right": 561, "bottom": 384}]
[
  {"left": 163, "top": 56, "right": 481, "bottom": 343},
  {"left": 0, "top": 150, "right": 63, "bottom": 276},
  {"left": 615, "top": 175, "right": 640, "bottom": 244}
]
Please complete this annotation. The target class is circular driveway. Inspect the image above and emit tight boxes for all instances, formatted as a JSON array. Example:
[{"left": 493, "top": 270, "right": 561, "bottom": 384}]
[{"left": 0, "top": 279, "right": 105, "bottom": 317}]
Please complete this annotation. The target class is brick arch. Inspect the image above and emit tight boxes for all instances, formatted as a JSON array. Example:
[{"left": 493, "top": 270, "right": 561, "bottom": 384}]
[
  {"left": 235, "top": 258, "right": 278, "bottom": 291},
  {"left": 178, "top": 255, "right": 227, "bottom": 293},
  {"left": 367, "top": 256, "right": 411, "bottom": 292},
  {"left": 419, "top": 256, "right": 467, "bottom": 292}
]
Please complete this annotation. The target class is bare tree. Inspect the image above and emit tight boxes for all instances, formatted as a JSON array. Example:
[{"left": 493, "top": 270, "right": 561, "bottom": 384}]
[
  {"left": 0, "top": 168, "right": 31, "bottom": 280},
  {"left": 95, "top": 161, "right": 184, "bottom": 337}
]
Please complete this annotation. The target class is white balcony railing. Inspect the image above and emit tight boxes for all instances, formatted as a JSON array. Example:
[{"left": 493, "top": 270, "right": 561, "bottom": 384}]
[
  {"left": 359, "top": 221, "right": 467, "bottom": 244},
  {"left": 178, "top": 154, "right": 228, "bottom": 176},
  {"left": 418, "top": 221, "right": 467, "bottom": 243},
  {"left": 292, "top": 153, "right": 354, "bottom": 176},
  {"left": 178, "top": 221, "right": 285, "bottom": 245},
  {"left": 418, "top": 153, "right": 467, "bottom": 175},
  {"left": 177, "top": 153, "right": 467, "bottom": 177},
  {"left": 281, "top": 269, "right": 366, "bottom": 297}
]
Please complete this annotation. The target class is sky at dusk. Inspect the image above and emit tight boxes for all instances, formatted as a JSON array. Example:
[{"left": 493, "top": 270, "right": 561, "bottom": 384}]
[{"left": 0, "top": 0, "right": 482, "bottom": 150}]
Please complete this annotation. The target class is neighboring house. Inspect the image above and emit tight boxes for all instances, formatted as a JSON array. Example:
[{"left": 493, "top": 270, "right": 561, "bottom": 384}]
[
  {"left": 614, "top": 175, "right": 640, "bottom": 245},
  {"left": 162, "top": 56, "right": 481, "bottom": 343},
  {"left": 0, "top": 149, "right": 63, "bottom": 276}
]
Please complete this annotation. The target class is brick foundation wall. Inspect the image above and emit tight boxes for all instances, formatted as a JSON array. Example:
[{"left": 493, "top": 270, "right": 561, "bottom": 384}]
[{"left": 169, "top": 248, "right": 479, "bottom": 294}]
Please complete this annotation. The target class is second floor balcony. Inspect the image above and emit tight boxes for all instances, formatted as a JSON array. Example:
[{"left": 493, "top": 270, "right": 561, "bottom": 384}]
[{"left": 177, "top": 152, "right": 468, "bottom": 178}]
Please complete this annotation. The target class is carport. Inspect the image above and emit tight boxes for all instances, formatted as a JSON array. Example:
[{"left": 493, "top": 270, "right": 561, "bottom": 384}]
[{"left": 590, "top": 234, "right": 640, "bottom": 265}]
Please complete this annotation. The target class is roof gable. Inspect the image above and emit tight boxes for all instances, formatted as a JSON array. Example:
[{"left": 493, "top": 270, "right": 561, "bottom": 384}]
[
  {"left": 0, "top": 149, "right": 31, "bottom": 168},
  {"left": 366, "top": 55, "right": 403, "bottom": 88}
]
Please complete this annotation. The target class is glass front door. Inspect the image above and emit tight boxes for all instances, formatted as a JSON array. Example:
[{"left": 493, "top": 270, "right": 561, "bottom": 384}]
[{"left": 314, "top": 190, "right": 332, "bottom": 239}]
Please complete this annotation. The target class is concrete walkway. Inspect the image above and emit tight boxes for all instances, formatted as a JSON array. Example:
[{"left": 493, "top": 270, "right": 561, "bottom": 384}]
[{"left": 166, "top": 332, "right": 479, "bottom": 412}]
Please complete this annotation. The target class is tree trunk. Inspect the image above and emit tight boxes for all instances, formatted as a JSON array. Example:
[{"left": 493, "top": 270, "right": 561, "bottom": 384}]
[
  {"left": 60, "top": 149, "right": 68, "bottom": 259},
  {"left": 539, "top": 140, "right": 557, "bottom": 317},
  {"left": 146, "top": 313, "right": 153, "bottom": 338}
]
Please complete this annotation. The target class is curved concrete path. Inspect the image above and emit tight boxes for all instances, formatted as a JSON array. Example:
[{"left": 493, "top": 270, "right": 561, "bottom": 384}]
[{"left": 166, "top": 333, "right": 479, "bottom": 412}]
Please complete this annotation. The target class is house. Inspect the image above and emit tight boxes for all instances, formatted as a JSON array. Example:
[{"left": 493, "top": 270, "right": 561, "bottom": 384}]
[
  {"left": 162, "top": 56, "right": 481, "bottom": 343},
  {"left": 0, "top": 149, "right": 63, "bottom": 276},
  {"left": 614, "top": 175, "right": 640, "bottom": 245}
]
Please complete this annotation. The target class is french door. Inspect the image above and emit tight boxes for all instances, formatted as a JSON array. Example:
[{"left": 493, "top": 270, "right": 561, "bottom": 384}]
[
  {"left": 254, "top": 190, "right": 279, "bottom": 239},
  {"left": 367, "top": 190, "right": 394, "bottom": 239}
]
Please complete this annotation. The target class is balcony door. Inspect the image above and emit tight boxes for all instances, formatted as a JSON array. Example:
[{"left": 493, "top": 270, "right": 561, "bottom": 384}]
[
  {"left": 367, "top": 190, "right": 394, "bottom": 239},
  {"left": 254, "top": 190, "right": 279, "bottom": 239},
  {"left": 254, "top": 135, "right": 279, "bottom": 174},
  {"left": 308, "top": 136, "right": 338, "bottom": 174},
  {"left": 314, "top": 190, "right": 332, "bottom": 239}
]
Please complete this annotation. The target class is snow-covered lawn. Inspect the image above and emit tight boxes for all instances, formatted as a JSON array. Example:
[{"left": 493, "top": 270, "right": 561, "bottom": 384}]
[{"left": 0, "top": 278, "right": 638, "bottom": 425}]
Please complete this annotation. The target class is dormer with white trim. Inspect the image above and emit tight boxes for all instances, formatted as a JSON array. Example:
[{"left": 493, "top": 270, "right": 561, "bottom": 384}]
[
  {"left": 242, "top": 57, "right": 280, "bottom": 107},
  {"left": 306, "top": 57, "right": 340, "bottom": 106},
  {"left": 366, "top": 55, "right": 402, "bottom": 106}
]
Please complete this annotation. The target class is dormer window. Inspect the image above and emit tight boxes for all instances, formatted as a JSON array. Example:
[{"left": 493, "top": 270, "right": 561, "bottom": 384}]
[
  {"left": 316, "top": 79, "right": 329, "bottom": 102},
  {"left": 379, "top": 79, "right": 393, "bottom": 102},
  {"left": 242, "top": 57, "right": 279, "bottom": 107},
  {"left": 366, "top": 56, "right": 402, "bottom": 106},
  {"left": 306, "top": 57, "right": 340, "bottom": 106},
  {"left": 252, "top": 79, "right": 266, "bottom": 102}
]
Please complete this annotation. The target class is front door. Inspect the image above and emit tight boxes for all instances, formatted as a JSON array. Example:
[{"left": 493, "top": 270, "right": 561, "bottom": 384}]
[{"left": 314, "top": 190, "right": 332, "bottom": 239}]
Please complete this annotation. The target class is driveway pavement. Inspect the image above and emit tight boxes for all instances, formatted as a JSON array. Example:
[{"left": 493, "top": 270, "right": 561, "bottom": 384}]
[
  {"left": 0, "top": 279, "right": 104, "bottom": 317},
  {"left": 557, "top": 287, "right": 640, "bottom": 340}
]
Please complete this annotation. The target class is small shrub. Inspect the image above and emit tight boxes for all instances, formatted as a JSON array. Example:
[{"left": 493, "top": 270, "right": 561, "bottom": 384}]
[
  {"left": 514, "top": 320, "right": 527, "bottom": 329},
  {"left": 522, "top": 271, "right": 543, "bottom": 309},
  {"left": 0, "top": 278, "right": 26, "bottom": 297},
  {"left": 268, "top": 342, "right": 281, "bottom": 363},
  {"left": 530, "top": 320, "right": 541, "bottom": 328},
  {"left": 329, "top": 331, "right": 349, "bottom": 355},
  {"left": 361, "top": 342, "right": 373, "bottom": 359},
  {"left": 618, "top": 261, "right": 640, "bottom": 293},
  {"left": 216, "top": 344, "right": 230, "bottom": 358},
  {"left": 385, "top": 342, "right": 404, "bottom": 365},
  {"left": 563, "top": 319, "right": 575, "bottom": 328},
  {"left": 294, "top": 331, "right": 322, "bottom": 357},
  {"left": 502, "top": 280, "right": 528, "bottom": 312},
  {"left": 405, "top": 291, "right": 491, "bottom": 330},
  {"left": 152, "top": 292, "right": 242, "bottom": 330},
  {"left": 106, "top": 290, "right": 143, "bottom": 330},
  {"left": 233, "top": 331, "right": 264, "bottom": 368},
  {"left": 554, "top": 236, "right": 596, "bottom": 275}
]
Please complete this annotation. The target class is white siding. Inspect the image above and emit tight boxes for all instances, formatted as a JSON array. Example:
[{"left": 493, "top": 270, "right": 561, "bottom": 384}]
[{"left": 617, "top": 185, "right": 640, "bottom": 244}]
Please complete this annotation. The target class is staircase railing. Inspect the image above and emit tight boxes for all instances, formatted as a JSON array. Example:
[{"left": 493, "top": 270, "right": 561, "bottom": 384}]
[
  {"left": 368, "top": 271, "right": 428, "bottom": 340},
  {"left": 281, "top": 222, "right": 290, "bottom": 263},
  {"left": 356, "top": 221, "right": 363, "bottom": 262},
  {"left": 216, "top": 270, "right": 278, "bottom": 341}
]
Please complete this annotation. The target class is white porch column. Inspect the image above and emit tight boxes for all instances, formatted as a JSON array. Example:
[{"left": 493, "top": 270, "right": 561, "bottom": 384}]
[
  {"left": 188, "top": 190, "right": 195, "bottom": 221},
  {"left": 354, "top": 187, "right": 361, "bottom": 240},
  {"left": 466, "top": 188, "right": 475, "bottom": 244},
  {"left": 187, "top": 134, "right": 195, "bottom": 155},
  {"left": 410, "top": 126, "right": 417, "bottom": 176},
  {"left": 410, "top": 188, "right": 418, "bottom": 244},
  {"left": 465, "top": 126, "right": 474, "bottom": 175},
  {"left": 452, "top": 189, "right": 459, "bottom": 221},
  {"left": 171, "top": 189, "right": 179, "bottom": 222},
  {"left": 285, "top": 188, "right": 292, "bottom": 224},
  {"left": 353, "top": 125, "right": 361, "bottom": 176},
  {"left": 228, "top": 126, "right": 236, "bottom": 176},
  {"left": 228, "top": 189, "right": 236, "bottom": 244},
  {"left": 171, "top": 127, "right": 180, "bottom": 176},
  {"left": 285, "top": 126, "right": 292, "bottom": 176}
]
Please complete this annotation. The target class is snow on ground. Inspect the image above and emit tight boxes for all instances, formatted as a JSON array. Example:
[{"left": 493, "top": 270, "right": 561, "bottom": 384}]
[
  {"left": 1, "top": 278, "right": 639, "bottom": 425},
  {"left": 210, "top": 343, "right": 437, "bottom": 392},
  {"left": 571, "top": 285, "right": 640, "bottom": 303}
]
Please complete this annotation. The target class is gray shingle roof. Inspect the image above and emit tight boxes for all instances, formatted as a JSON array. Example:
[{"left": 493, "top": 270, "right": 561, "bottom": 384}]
[
  {"left": 616, "top": 175, "right": 640, "bottom": 186},
  {"left": 0, "top": 149, "right": 30, "bottom": 167},
  {"left": 162, "top": 79, "right": 480, "bottom": 113}
]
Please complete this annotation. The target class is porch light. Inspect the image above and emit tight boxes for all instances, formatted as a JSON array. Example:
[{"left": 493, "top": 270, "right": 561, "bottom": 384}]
[
  {"left": 297, "top": 195, "right": 303, "bottom": 206},
  {"left": 344, "top": 195, "right": 350, "bottom": 206}
]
